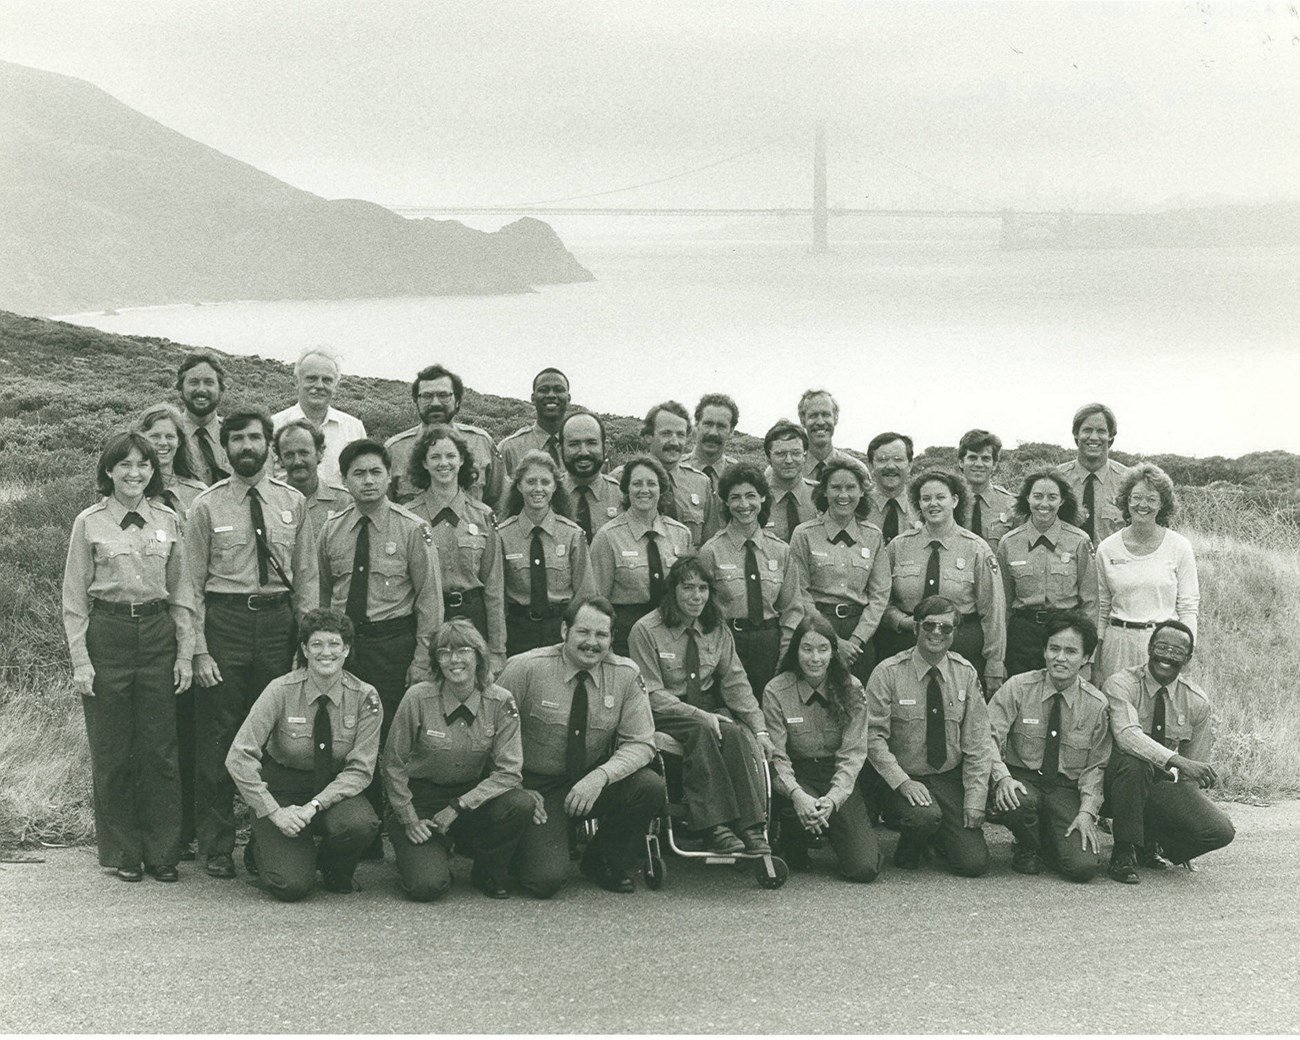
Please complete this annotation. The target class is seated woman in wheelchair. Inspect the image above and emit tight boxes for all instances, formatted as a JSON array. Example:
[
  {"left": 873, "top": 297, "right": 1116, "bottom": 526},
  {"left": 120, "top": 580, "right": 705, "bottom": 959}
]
[
  {"left": 762, "top": 612, "right": 883, "bottom": 882},
  {"left": 627, "top": 557, "right": 777, "bottom": 855}
]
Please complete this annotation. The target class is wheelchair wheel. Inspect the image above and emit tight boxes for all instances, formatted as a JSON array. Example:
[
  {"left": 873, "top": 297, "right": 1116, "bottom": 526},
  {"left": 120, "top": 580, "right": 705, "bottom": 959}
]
[
  {"left": 644, "top": 853, "right": 666, "bottom": 890},
  {"left": 755, "top": 854, "right": 789, "bottom": 890}
]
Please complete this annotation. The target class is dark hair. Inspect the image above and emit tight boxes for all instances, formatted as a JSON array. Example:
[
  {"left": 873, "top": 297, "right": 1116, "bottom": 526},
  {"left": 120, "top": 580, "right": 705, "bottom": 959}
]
[
  {"left": 618, "top": 454, "right": 671, "bottom": 512},
  {"left": 913, "top": 595, "right": 959, "bottom": 625},
  {"left": 136, "top": 403, "right": 197, "bottom": 480},
  {"left": 811, "top": 457, "right": 869, "bottom": 513},
  {"left": 411, "top": 364, "right": 464, "bottom": 405},
  {"left": 338, "top": 438, "right": 391, "bottom": 478},
  {"left": 763, "top": 419, "right": 809, "bottom": 455},
  {"left": 429, "top": 618, "right": 492, "bottom": 688},
  {"left": 958, "top": 429, "right": 1002, "bottom": 464},
  {"left": 908, "top": 468, "right": 968, "bottom": 520},
  {"left": 532, "top": 367, "right": 569, "bottom": 391},
  {"left": 642, "top": 400, "right": 691, "bottom": 438},
  {"left": 175, "top": 352, "right": 227, "bottom": 393},
  {"left": 694, "top": 393, "right": 739, "bottom": 428},
  {"left": 408, "top": 423, "right": 477, "bottom": 492},
  {"left": 717, "top": 462, "right": 772, "bottom": 528},
  {"left": 560, "top": 409, "right": 607, "bottom": 452},
  {"left": 274, "top": 418, "right": 325, "bottom": 456},
  {"left": 1117, "top": 463, "right": 1179, "bottom": 527},
  {"left": 1150, "top": 619, "right": 1195, "bottom": 656},
  {"left": 776, "top": 613, "right": 856, "bottom": 727},
  {"left": 657, "top": 557, "right": 721, "bottom": 633},
  {"left": 219, "top": 409, "right": 273, "bottom": 450},
  {"left": 96, "top": 430, "right": 165, "bottom": 499},
  {"left": 564, "top": 596, "right": 616, "bottom": 627},
  {"left": 503, "top": 450, "right": 573, "bottom": 519},
  {"left": 867, "top": 431, "right": 914, "bottom": 464},
  {"left": 1071, "top": 402, "right": 1118, "bottom": 439},
  {"left": 296, "top": 608, "right": 354, "bottom": 667},
  {"left": 1043, "top": 612, "right": 1099, "bottom": 659},
  {"left": 1014, "top": 469, "right": 1080, "bottom": 527}
]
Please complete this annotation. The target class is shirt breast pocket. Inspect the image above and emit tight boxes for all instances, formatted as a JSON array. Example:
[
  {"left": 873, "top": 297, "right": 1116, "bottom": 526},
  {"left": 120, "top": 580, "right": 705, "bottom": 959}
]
[
  {"left": 329, "top": 551, "right": 355, "bottom": 580},
  {"left": 890, "top": 699, "right": 926, "bottom": 738},
  {"left": 373, "top": 556, "right": 408, "bottom": 589},
  {"left": 91, "top": 538, "right": 135, "bottom": 564},
  {"left": 526, "top": 703, "right": 567, "bottom": 755},
  {"left": 1011, "top": 563, "right": 1043, "bottom": 600},
  {"left": 275, "top": 720, "right": 314, "bottom": 767},
  {"left": 544, "top": 555, "right": 573, "bottom": 594},
  {"left": 1047, "top": 562, "right": 1076, "bottom": 599},
  {"left": 1011, "top": 723, "right": 1046, "bottom": 764},
  {"left": 1060, "top": 729, "right": 1094, "bottom": 772},
  {"left": 457, "top": 535, "right": 485, "bottom": 571},
  {"left": 785, "top": 717, "right": 821, "bottom": 759}
]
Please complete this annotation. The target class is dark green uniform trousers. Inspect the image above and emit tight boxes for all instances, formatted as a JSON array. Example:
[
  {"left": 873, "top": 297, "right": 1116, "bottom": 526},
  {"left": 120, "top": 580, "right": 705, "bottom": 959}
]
[
  {"left": 1103, "top": 752, "right": 1235, "bottom": 863},
  {"left": 777, "top": 757, "right": 882, "bottom": 882},
  {"left": 653, "top": 711, "right": 766, "bottom": 831},
  {"left": 989, "top": 765, "right": 1102, "bottom": 882},
  {"left": 505, "top": 603, "right": 567, "bottom": 657},
  {"left": 870, "top": 766, "right": 990, "bottom": 877},
  {"left": 815, "top": 605, "right": 877, "bottom": 686},
  {"left": 347, "top": 615, "right": 418, "bottom": 822},
  {"left": 730, "top": 620, "right": 782, "bottom": 702}
]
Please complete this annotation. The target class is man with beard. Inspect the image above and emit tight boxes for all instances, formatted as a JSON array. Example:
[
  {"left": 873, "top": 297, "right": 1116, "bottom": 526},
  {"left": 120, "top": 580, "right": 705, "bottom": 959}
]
[
  {"left": 176, "top": 353, "right": 230, "bottom": 485},
  {"left": 688, "top": 393, "right": 740, "bottom": 490},
  {"left": 614, "top": 401, "right": 719, "bottom": 549},
  {"left": 558, "top": 411, "right": 620, "bottom": 543},
  {"left": 762, "top": 420, "right": 819, "bottom": 543},
  {"left": 796, "top": 389, "right": 852, "bottom": 482},
  {"left": 1101, "top": 620, "right": 1234, "bottom": 883},
  {"left": 186, "top": 409, "right": 319, "bottom": 879},
  {"left": 862, "top": 432, "right": 921, "bottom": 542},
  {"left": 1056, "top": 402, "right": 1132, "bottom": 546},
  {"left": 957, "top": 429, "right": 1017, "bottom": 548},
  {"left": 386, "top": 364, "right": 504, "bottom": 509},
  {"left": 271, "top": 349, "right": 367, "bottom": 486},
  {"left": 498, "top": 368, "right": 571, "bottom": 477},
  {"left": 274, "top": 420, "right": 348, "bottom": 542}
]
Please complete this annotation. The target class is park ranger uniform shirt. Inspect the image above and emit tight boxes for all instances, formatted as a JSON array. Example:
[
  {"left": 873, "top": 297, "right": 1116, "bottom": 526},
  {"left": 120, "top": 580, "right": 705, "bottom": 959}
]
[
  {"left": 763, "top": 671, "right": 870, "bottom": 811},
  {"left": 698, "top": 525, "right": 803, "bottom": 648},
  {"left": 861, "top": 488, "right": 922, "bottom": 539},
  {"left": 179, "top": 412, "right": 228, "bottom": 486},
  {"left": 788, "top": 515, "right": 891, "bottom": 646},
  {"left": 301, "top": 481, "right": 350, "bottom": 543},
  {"left": 1102, "top": 664, "right": 1212, "bottom": 769},
  {"left": 762, "top": 472, "right": 819, "bottom": 543},
  {"left": 386, "top": 421, "right": 505, "bottom": 509},
  {"left": 589, "top": 512, "right": 693, "bottom": 605},
  {"left": 561, "top": 472, "right": 623, "bottom": 540},
  {"left": 1055, "top": 458, "right": 1132, "bottom": 545},
  {"left": 963, "top": 483, "right": 1018, "bottom": 547},
  {"left": 996, "top": 520, "right": 1098, "bottom": 621},
  {"left": 497, "top": 510, "right": 594, "bottom": 607},
  {"left": 498, "top": 422, "right": 561, "bottom": 478}
]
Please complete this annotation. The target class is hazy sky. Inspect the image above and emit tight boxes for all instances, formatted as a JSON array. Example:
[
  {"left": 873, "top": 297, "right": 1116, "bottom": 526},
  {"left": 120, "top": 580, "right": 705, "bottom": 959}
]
[{"left": 3, "top": 1, "right": 1298, "bottom": 212}]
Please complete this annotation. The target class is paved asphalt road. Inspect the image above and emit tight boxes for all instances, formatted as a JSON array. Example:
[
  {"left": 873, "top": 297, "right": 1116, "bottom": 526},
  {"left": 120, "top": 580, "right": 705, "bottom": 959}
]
[{"left": 2, "top": 802, "right": 1298, "bottom": 1034}]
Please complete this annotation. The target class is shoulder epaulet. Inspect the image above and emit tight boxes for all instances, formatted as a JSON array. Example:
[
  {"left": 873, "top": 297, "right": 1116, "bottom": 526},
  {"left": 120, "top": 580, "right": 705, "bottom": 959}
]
[
  {"left": 320, "top": 502, "right": 357, "bottom": 528},
  {"left": 453, "top": 420, "right": 492, "bottom": 440},
  {"left": 955, "top": 526, "right": 986, "bottom": 543},
  {"left": 759, "top": 527, "right": 788, "bottom": 545},
  {"left": 177, "top": 476, "right": 208, "bottom": 491},
  {"left": 946, "top": 650, "right": 978, "bottom": 673},
  {"left": 1079, "top": 678, "right": 1109, "bottom": 705},
  {"left": 82, "top": 500, "right": 110, "bottom": 517},
  {"left": 388, "top": 501, "right": 423, "bottom": 524},
  {"left": 678, "top": 461, "right": 707, "bottom": 479},
  {"left": 266, "top": 476, "right": 304, "bottom": 500},
  {"left": 194, "top": 478, "right": 231, "bottom": 500},
  {"left": 465, "top": 497, "right": 495, "bottom": 521},
  {"left": 384, "top": 425, "right": 420, "bottom": 447},
  {"left": 552, "top": 513, "right": 583, "bottom": 532},
  {"left": 1053, "top": 460, "right": 1073, "bottom": 472},
  {"left": 1003, "top": 520, "right": 1032, "bottom": 538},
  {"left": 662, "top": 516, "right": 692, "bottom": 534},
  {"left": 991, "top": 483, "right": 1014, "bottom": 496},
  {"left": 893, "top": 525, "right": 924, "bottom": 541},
  {"left": 1179, "top": 674, "right": 1211, "bottom": 708},
  {"left": 604, "top": 651, "right": 640, "bottom": 674},
  {"left": 801, "top": 477, "right": 819, "bottom": 488},
  {"left": 599, "top": 472, "right": 620, "bottom": 487},
  {"left": 496, "top": 514, "right": 520, "bottom": 530},
  {"left": 499, "top": 425, "right": 533, "bottom": 443},
  {"left": 152, "top": 500, "right": 180, "bottom": 519},
  {"left": 878, "top": 649, "right": 914, "bottom": 669},
  {"left": 1058, "top": 521, "right": 1092, "bottom": 542}
]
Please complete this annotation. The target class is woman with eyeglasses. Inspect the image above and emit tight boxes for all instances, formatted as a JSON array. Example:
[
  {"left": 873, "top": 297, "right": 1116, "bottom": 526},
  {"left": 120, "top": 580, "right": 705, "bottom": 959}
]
[
  {"left": 1094, "top": 463, "right": 1199, "bottom": 683},
  {"left": 382, "top": 619, "right": 536, "bottom": 901}
]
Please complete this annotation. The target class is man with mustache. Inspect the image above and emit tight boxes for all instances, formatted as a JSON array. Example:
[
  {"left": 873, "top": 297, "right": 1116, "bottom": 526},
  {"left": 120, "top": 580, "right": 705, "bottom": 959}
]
[
  {"left": 862, "top": 432, "right": 921, "bottom": 542},
  {"left": 796, "top": 389, "right": 852, "bottom": 482},
  {"left": 271, "top": 348, "right": 366, "bottom": 486},
  {"left": 498, "top": 368, "right": 571, "bottom": 478},
  {"left": 496, "top": 597, "right": 663, "bottom": 897},
  {"left": 957, "top": 429, "right": 1017, "bottom": 547},
  {"left": 273, "top": 420, "right": 348, "bottom": 542},
  {"left": 176, "top": 352, "right": 230, "bottom": 486},
  {"left": 1056, "top": 402, "right": 1132, "bottom": 546},
  {"left": 558, "top": 411, "right": 621, "bottom": 543},
  {"left": 385, "top": 364, "right": 505, "bottom": 509},
  {"left": 185, "top": 409, "right": 319, "bottom": 880},
  {"left": 688, "top": 393, "right": 740, "bottom": 489},
  {"left": 614, "top": 401, "right": 719, "bottom": 548},
  {"left": 1101, "top": 620, "right": 1234, "bottom": 884}
]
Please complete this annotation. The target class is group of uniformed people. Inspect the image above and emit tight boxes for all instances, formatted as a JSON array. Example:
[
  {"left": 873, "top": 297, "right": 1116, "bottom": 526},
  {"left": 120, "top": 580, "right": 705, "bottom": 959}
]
[{"left": 61, "top": 347, "right": 1233, "bottom": 899}]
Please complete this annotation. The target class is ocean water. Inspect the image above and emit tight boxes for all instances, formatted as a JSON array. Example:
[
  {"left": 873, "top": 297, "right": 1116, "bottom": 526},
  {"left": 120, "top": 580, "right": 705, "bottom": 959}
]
[{"left": 60, "top": 213, "right": 1300, "bottom": 458}]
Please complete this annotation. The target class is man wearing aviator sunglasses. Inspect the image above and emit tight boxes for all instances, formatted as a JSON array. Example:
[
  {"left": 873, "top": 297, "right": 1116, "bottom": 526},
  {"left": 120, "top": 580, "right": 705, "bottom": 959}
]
[{"left": 1100, "top": 620, "right": 1235, "bottom": 883}]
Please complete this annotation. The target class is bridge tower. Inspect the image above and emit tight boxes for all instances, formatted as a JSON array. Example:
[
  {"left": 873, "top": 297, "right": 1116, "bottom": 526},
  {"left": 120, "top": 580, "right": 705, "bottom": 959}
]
[{"left": 812, "top": 123, "right": 828, "bottom": 253}]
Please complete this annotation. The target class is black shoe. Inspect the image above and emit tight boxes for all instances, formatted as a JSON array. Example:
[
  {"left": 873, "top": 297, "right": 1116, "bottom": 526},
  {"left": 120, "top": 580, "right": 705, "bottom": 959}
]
[
  {"left": 205, "top": 854, "right": 236, "bottom": 879},
  {"left": 738, "top": 824, "right": 771, "bottom": 856},
  {"left": 321, "top": 872, "right": 359, "bottom": 893},
  {"left": 580, "top": 851, "right": 635, "bottom": 893},
  {"left": 702, "top": 824, "right": 746, "bottom": 855},
  {"left": 116, "top": 864, "right": 144, "bottom": 882},
  {"left": 1011, "top": 845, "right": 1043, "bottom": 875},
  {"left": 242, "top": 842, "right": 259, "bottom": 877},
  {"left": 147, "top": 865, "right": 179, "bottom": 882},
  {"left": 1137, "top": 844, "right": 1171, "bottom": 870},
  {"left": 1108, "top": 842, "right": 1140, "bottom": 885},
  {"left": 893, "top": 834, "right": 923, "bottom": 870},
  {"left": 470, "top": 864, "right": 511, "bottom": 900},
  {"left": 178, "top": 841, "right": 197, "bottom": 862}
]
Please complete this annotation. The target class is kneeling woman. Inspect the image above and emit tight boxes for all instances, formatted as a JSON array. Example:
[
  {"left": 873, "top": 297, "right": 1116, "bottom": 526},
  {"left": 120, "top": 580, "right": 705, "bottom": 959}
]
[
  {"left": 627, "top": 558, "right": 776, "bottom": 855},
  {"left": 763, "top": 614, "right": 882, "bottom": 882},
  {"left": 225, "top": 609, "right": 382, "bottom": 901},
  {"left": 382, "top": 619, "right": 535, "bottom": 901}
]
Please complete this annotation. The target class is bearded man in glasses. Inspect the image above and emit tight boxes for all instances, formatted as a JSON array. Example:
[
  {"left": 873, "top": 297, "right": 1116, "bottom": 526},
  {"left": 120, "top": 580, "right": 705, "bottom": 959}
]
[
  {"left": 1100, "top": 620, "right": 1234, "bottom": 884},
  {"left": 865, "top": 595, "right": 994, "bottom": 877}
]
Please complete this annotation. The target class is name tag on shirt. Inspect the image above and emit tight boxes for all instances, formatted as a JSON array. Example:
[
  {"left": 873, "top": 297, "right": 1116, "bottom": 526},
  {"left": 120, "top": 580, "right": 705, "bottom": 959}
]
[
  {"left": 899, "top": 699, "right": 917, "bottom": 706},
  {"left": 288, "top": 716, "right": 307, "bottom": 724},
  {"left": 718, "top": 563, "right": 738, "bottom": 570},
  {"left": 811, "top": 550, "right": 828, "bottom": 558},
  {"left": 541, "top": 700, "right": 561, "bottom": 709},
  {"left": 621, "top": 550, "right": 639, "bottom": 558},
  {"left": 786, "top": 716, "right": 804, "bottom": 724},
  {"left": 425, "top": 729, "right": 445, "bottom": 738},
  {"left": 1022, "top": 717, "right": 1040, "bottom": 725},
  {"left": 505, "top": 552, "right": 525, "bottom": 561},
  {"left": 1010, "top": 560, "right": 1027, "bottom": 567},
  {"left": 658, "top": 651, "right": 677, "bottom": 660},
  {"left": 214, "top": 525, "right": 234, "bottom": 534}
]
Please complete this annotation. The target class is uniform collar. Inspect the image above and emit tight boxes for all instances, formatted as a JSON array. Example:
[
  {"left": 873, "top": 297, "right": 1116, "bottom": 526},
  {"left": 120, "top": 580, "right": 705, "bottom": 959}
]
[
  {"left": 819, "top": 514, "right": 858, "bottom": 539},
  {"left": 1028, "top": 520, "right": 1064, "bottom": 549},
  {"left": 869, "top": 487, "right": 908, "bottom": 511},
  {"left": 181, "top": 411, "right": 221, "bottom": 437},
  {"left": 721, "top": 523, "right": 763, "bottom": 549},
  {"left": 105, "top": 495, "right": 157, "bottom": 525},
  {"left": 438, "top": 683, "right": 483, "bottom": 720},
  {"left": 300, "top": 671, "right": 344, "bottom": 707},
  {"left": 626, "top": 512, "right": 667, "bottom": 540},
  {"left": 561, "top": 654, "right": 604, "bottom": 693},
  {"left": 311, "top": 482, "right": 346, "bottom": 503},
  {"left": 797, "top": 677, "right": 829, "bottom": 705},
  {"left": 908, "top": 649, "right": 954, "bottom": 685},
  {"left": 522, "top": 509, "right": 559, "bottom": 537},
  {"left": 346, "top": 499, "right": 391, "bottom": 532},
  {"left": 230, "top": 471, "right": 274, "bottom": 502},
  {"left": 1037, "top": 673, "right": 1083, "bottom": 710}
]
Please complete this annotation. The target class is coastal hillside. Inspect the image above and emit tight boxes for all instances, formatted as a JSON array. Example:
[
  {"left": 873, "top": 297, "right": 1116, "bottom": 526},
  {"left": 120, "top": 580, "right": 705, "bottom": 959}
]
[{"left": 0, "top": 60, "right": 593, "bottom": 316}]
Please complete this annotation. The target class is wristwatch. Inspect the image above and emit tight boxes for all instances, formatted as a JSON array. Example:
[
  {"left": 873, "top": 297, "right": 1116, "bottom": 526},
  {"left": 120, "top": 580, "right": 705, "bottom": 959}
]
[
  {"left": 450, "top": 797, "right": 466, "bottom": 814},
  {"left": 309, "top": 798, "right": 323, "bottom": 813}
]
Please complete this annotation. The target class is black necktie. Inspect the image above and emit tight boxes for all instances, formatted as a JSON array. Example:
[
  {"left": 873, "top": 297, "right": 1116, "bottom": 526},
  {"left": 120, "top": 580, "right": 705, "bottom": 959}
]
[
  {"left": 971, "top": 495, "right": 983, "bottom": 537},
  {"left": 432, "top": 507, "right": 458, "bottom": 528},
  {"left": 1082, "top": 474, "right": 1098, "bottom": 542},
  {"left": 925, "top": 540, "right": 942, "bottom": 595},
  {"left": 566, "top": 670, "right": 590, "bottom": 780},
  {"left": 926, "top": 667, "right": 946, "bottom": 769},
  {"left": 447, "top": 703, "right": 474, "bottom": 727},
  {"left": 1151, "top": 685, "right": 1168, "bottom": 742},
  {"left": 744, "top": 538, "right": 763, "bottom": 624},
  {"left": 196, "top": 427, "right": 228, "bottom": 482},
  {"left": 1042, "top": 692, "right": 1063, "bottom": 778},
  {"left": 575, "top": 486, "right": 594, "bottom": 543},
  {"left": 645, "top": 530, "right": 665, "bottom": 603},
  {"left": 545, "top": 436, "right": 560, "bottom": 467},
  {"left": 248, "top": 487, "right": 271, "bottom": 587},
  {"left": 1030, "top": 535, "right": 1053, "bottom": 552},
  {"left": 808, "top": 688, "right": 830, "bottom": 710},
  {"left": 784, "top": 493, "right": 800, "bottom": 539},
  {"left": 659, "top": 475, "right": 680, "bottom": 521},
  {"left": 312, "top": 696, "right": 334, "bottom": 794},
  {"left": 683, "top": 628, "right": 705, "bottom": 707},
  {"left": 345, "top": 516, "right": 370, "bottom": 624},
  {"left": 159, "top": 489, "right": 180, "bottom": 513},
  {"left": 830, "top": 529, "right": 854, "bottom": 547},
  {"left": 530, "top": 526, "right": 548, "bottom": 610},
  {"left": 882, "top": 499, "right": 900, "bottom": 543},
  {"left": 704, "top": 465, "right": 719, "bottom": 489},
  {"left": 812, "top": 460, "right": 825, "bottom": 482},
  {"left": 120, "top": 511, "right": 145, "bottom": 530}
]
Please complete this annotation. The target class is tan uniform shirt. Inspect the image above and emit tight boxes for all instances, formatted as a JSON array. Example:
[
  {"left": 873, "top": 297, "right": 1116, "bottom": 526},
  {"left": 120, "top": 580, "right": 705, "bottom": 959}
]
[
  {"left": 317, "top": 499, "right": 443, "bottom": 666},
  {"left": 688, "top": 450, "right": 738, "bottom": 490},
  {"left": 763, "top": 671, "right": 870, "bottom": 810},
  {"left": 179, "top": 412, "right": 228, "bottom": 486},
  {"left": 386, "top": 421, "right": 505, "bottom": 509},
  {"left": 762, "top": 473, "right": 819, "bottom": 542},
  {"left": 561, "top": 472, "right": 623, "bottom": 539},
  {"left": 861, "top": 488, "right": 923, "bottom": 538},
  {"left": 866, "top": 649, "right": 993, "bottom": 812},
  {"left": 62, "top": 497, "right": 197, "bottom": 669},
  {"left": 184, "top": 474, "right": 319, "bottom": 656},
  {"left": 964, "top": 483, "right": 1018, "bottom": 547},
  {"left": 225, "top": 668, "right": 382, "bottom": 818},
  {"left": 497, "top": 510, "right": 594, "bottom": 606},
  {"left": 498, "top": 422, "right": 561, "bottom": 477},
  {"left": 988, "top": 669, "right": 1112, "bottom": 816},
  {"left": 1103, "top": 664, "right": 1211, "bottom": 769},
  {"left": 154, "top": 475, "right": 209, "bottom": 523},
  {"left": 496, "top": 646, "right": 655, "bottom": 781},
  {"left": 614, "top": 461, "right": 720, "bottom": 548},
  {"left": 627, "top": 609, "right": 764, "bottom": 733},
  {"left": 697, "top": 525, "right": 802, "bottom": 647},
  {"left": 589, "top": 512, "right": 693, "bottom": 605},
  {"left": 1055, "top": 458, "right": 1132, "bottom": 545},
  {"left": 301, "top": 481, "right": 350, "bottom": 543},
  {"left": 996, "top": 520, "right": 1098, "bottom": 621},
  {"left": 801, "top": 446, "right": 852, "bottom": 481},
  {"left": 382, "top": 681, "right": 523, "bottom": 824},
  {"left": 788, "top": 515, "right": 891, "bottom": 645},
  {"left": 883, "top": 525, "right": 1007, "bottom": 670}
]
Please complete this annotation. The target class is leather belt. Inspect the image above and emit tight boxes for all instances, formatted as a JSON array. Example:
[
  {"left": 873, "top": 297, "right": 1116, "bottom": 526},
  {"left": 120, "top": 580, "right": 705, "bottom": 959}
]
[
  {"left": 91, "top": 598, "right": 167, "bottom": 618},
  {"left": 206, "top": 591, "right": 291, "bottom": 611}
]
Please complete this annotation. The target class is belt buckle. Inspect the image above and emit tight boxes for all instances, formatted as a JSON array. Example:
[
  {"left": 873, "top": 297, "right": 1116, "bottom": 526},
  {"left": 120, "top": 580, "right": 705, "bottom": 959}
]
[
  {"left": 129, "top": 601, "right": 144, "bottom": 619},
  {"left": 528, "top": 608, "right": 546, "bottom": 622},
  {"left": 246, "top": 595, "right": 261, "bottom": 611},
  {"left": 835, "top": 604, "right": 852, "bottom": 619},
  {"left": 447, "top": 591, "right": 464, "bottom": 608},
  {"left": 729, "top": 618, "right": 746, "bottom": 632}
]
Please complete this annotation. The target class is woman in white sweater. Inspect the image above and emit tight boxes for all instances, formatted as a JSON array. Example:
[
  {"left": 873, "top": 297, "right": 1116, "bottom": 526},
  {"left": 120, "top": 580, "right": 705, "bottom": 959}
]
[{"left": 1095, "top": 463, "right": 1199, "bottom": 682}]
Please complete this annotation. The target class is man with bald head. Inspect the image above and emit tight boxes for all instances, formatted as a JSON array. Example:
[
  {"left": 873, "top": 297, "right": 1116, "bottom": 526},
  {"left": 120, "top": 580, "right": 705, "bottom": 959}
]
[{"left": 271, "top": 347, "right": 366, "bottom": 485}]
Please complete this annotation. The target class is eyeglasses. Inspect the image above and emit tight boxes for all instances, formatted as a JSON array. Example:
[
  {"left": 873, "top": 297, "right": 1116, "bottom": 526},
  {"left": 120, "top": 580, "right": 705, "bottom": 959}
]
[
  {"left": 1151, "top": 643, "right": 1189, "bottom": 661},
  {"left": 919, "top": 621, "right": 956, "bottom": 635},
  {"left": 417, "top": 391, "right": 455, "bottom": 403},
  {"left": 435, "top": 647, "right": 477, "bottom": 660},
  {"left": 770, "top": 449, "right": 806, "bottom": 461}
]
